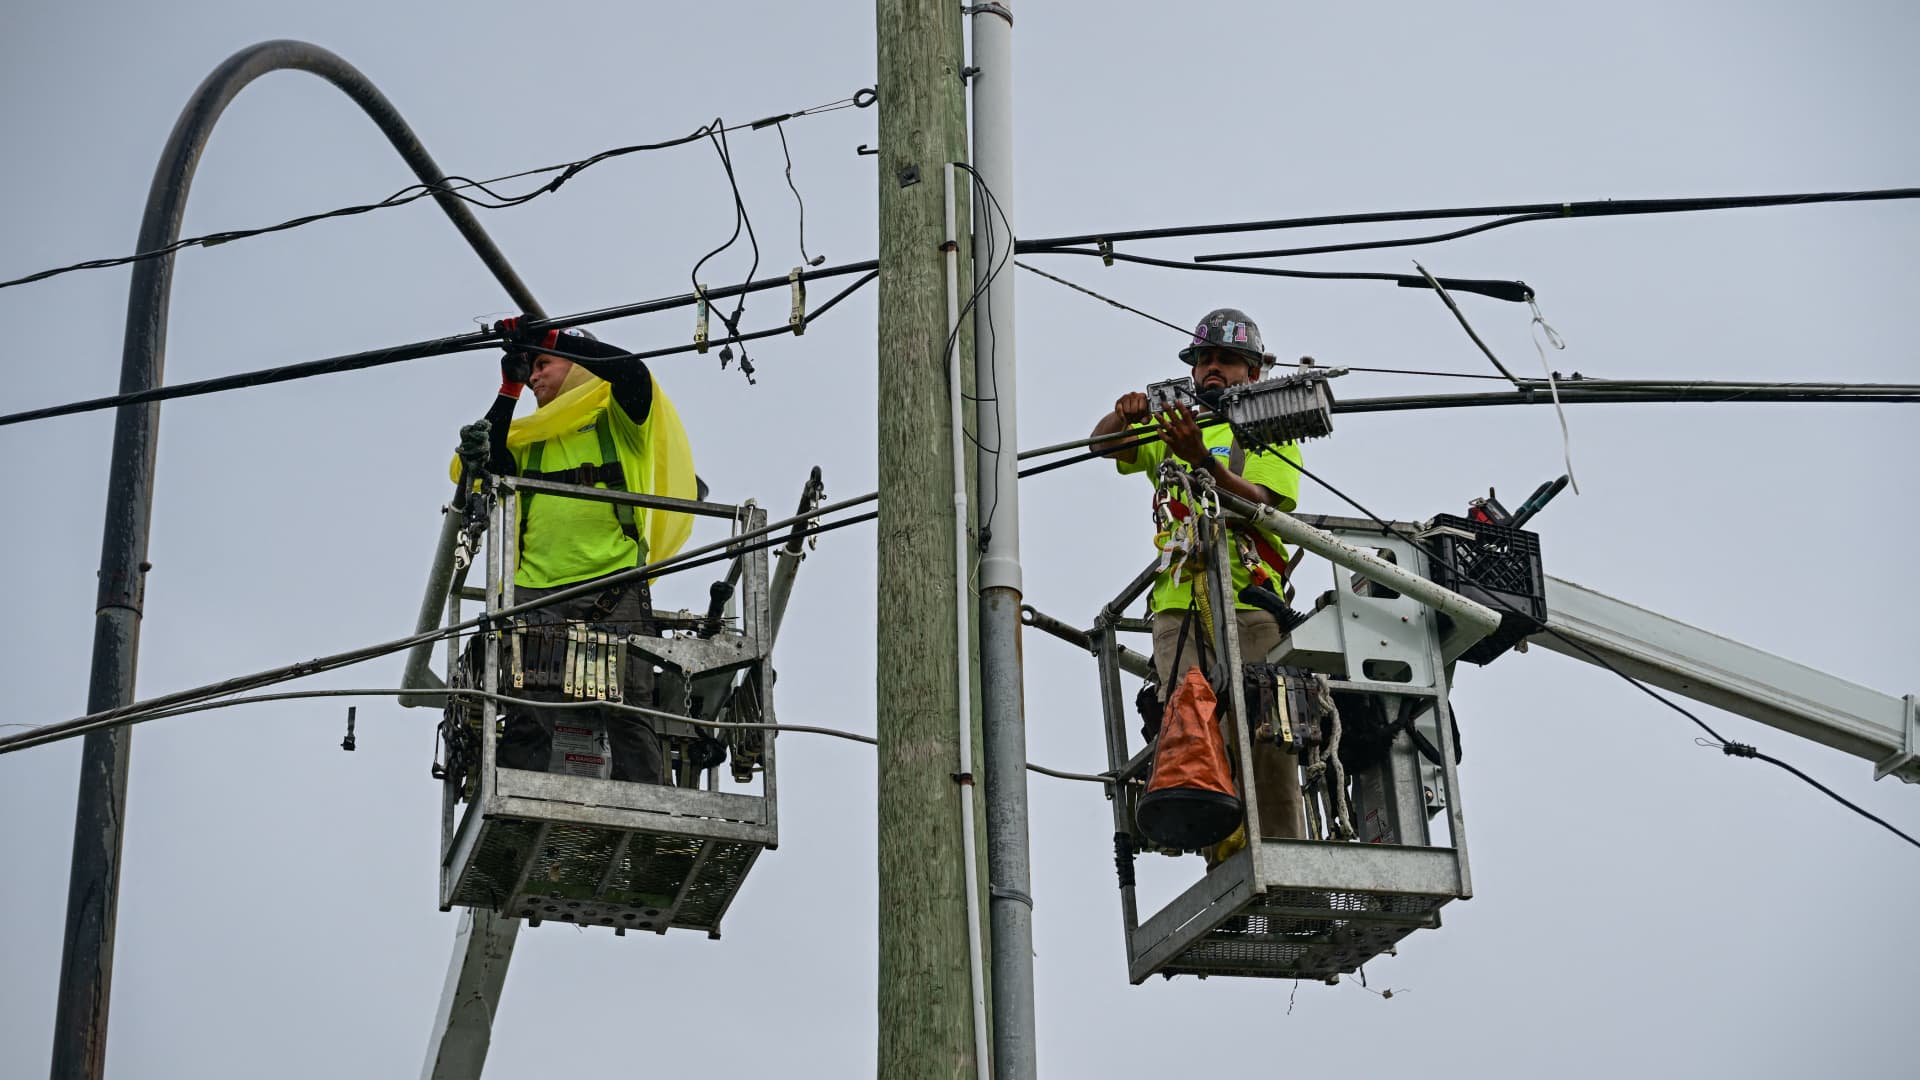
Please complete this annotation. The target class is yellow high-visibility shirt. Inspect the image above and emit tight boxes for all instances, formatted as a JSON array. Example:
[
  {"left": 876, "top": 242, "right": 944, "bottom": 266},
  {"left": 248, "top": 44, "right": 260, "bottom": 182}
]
[
  {"left": 449, "top": 373, "right": 697, "bottom": 589},
  {"left": 1116, "top": 422, "right": 1300, "bottom": 613}
]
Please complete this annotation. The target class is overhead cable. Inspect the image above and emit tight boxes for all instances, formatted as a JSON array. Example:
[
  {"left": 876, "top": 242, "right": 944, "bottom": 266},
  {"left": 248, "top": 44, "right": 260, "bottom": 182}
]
[
  {"left": 7, "top": 683, "right": 1112, "bottom": 784},
  {"left": 1193, "top": 187, "right": 1920, "bottom": 262},
  {"left": 1018, "top": 244, "right": 1536, "bottom": 303},
  {"left": 0, "top": 270, "right": 879, "bottom": 428},
  {"left": 0, "top": 491, "right": 882, "bottom": 755},
  {"left": 1012, "top": 259, "right": 1518, "bottom": 381},
  {"left": 1003, "top": 187, "right": 1920, "bottom": 256},
  {"left": 0, "top": 88, "right": 874, "bottom": 293}
]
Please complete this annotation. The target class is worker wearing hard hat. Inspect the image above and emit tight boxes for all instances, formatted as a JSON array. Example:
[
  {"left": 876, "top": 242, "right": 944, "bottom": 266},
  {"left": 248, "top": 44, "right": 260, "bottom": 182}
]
[
  {"left": 1089, "top": 307, "right": 1307, "bottom": 842},
  {"left": 456, "top": 317, "right": 698, "bottom": 783}
]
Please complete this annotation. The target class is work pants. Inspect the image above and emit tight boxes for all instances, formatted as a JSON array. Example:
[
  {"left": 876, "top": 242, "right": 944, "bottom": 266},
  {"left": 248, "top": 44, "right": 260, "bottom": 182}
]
[
  {"left": 497, "top": 573, "right": 664, "bottom": 784},
  {"left": 1151, "top": 608, "right": 1307, "bottom": 841}
]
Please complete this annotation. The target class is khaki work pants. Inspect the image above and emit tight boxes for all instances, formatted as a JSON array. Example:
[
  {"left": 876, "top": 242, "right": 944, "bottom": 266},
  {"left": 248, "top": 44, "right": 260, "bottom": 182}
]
[{"left": 1151, "top": 608, "right": 1307, "bottom": 841}]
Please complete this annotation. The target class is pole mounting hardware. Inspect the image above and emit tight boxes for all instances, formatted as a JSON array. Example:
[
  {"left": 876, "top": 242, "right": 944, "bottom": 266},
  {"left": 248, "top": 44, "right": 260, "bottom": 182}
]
[{"left": 788, "top": 267, "right": 807, "bottom": 336}]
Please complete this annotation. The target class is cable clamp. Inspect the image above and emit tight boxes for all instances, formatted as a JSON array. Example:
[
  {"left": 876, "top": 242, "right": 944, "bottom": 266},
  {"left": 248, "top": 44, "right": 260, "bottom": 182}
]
[
  {"left": 952, "top": 771, "right": 975, "bottom": 785},
  {"left": 1722, "top": 741, "right": 1758, "bottom": 759},
  {"left": 1098, "top": 239, "right": 1114, "bottom": 266},
  {"left": 962, "top": 2, "right": 1014, "bottom": 24},
  {"left": 788, "top": 267, "right": 808, "bottom": 336},
  {"left": 989, "top": 884, "right": 1034, "bottom": 908}
]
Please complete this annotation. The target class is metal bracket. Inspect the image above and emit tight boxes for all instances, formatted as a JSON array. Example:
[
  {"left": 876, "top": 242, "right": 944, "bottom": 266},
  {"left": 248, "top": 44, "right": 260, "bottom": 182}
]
[
  {"left": 1873, "top": 694, "right": 1919, "bottom": 783},
  {"left": 694, "top": 284, "right": 710, "bottom": 353},
  {"left": 788, "top": 267, "right": 807, "bottom": 335}
]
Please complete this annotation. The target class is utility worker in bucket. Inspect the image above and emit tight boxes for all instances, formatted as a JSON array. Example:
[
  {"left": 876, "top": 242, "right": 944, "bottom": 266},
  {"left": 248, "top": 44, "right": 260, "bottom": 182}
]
[
  {"left": 1089, "top": 307, "right": 1307, "bottom": 844},
  {"left": 455, "top": 317, "right": 699, "bottom": 783}
]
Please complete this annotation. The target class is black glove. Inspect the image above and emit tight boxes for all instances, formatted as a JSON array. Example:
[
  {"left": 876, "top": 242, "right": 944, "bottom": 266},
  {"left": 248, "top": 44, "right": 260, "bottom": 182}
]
[
  {"left": 500, "top": 348, "right": 531, "bottom": 389},
  {"left": 494, "top": 316, "right": 536, "bottom": 394}
]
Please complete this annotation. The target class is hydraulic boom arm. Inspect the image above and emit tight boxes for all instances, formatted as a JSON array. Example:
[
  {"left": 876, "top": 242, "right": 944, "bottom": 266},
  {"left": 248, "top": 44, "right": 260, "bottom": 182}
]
[{"left": 1532, "top": 575, "right": 1917, "bottom": 784}]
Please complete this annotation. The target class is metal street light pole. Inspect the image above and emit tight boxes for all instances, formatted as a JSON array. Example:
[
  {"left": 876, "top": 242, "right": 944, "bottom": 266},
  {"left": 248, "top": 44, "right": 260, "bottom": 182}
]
[{"left": 52, "top": 40, "right": 541, "bottom": 1080}]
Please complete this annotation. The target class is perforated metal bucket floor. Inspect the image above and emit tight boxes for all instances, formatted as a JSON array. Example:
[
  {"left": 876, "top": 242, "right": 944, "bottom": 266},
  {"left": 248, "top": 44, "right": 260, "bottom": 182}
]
[
  {"left": 451, "top": 817, "right": 763, "bottom": 936},
  {"left": 1160, "top": 887, "right": 1446, "bottom": 980}
]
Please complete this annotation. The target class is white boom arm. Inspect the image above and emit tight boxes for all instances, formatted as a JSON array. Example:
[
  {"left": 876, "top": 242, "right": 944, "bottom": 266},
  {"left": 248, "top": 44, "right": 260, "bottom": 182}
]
[{"left": 1533, "top": 575, "right": 1918, "bottom": 784}]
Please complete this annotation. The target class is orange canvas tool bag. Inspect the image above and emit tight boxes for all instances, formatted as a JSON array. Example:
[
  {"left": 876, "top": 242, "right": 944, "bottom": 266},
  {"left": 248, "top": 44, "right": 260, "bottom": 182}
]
[{"left": 1135, "top": 665, "right": 1244, "bottom": 850}]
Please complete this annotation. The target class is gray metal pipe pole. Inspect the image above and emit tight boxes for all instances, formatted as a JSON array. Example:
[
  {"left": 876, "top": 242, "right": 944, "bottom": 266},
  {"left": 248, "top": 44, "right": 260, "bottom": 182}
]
[
  {"left": 969, "top": 5, "right": 1038, "bottom": 1078},
  {"left": 52, "top": 40, "right": 541, "bottom": 1080}
]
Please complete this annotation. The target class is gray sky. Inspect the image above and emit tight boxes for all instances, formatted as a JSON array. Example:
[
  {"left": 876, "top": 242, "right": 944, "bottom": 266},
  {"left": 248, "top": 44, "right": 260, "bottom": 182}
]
[{"left": 4, "top": 1, "right": 1917, "bottom": 1077}]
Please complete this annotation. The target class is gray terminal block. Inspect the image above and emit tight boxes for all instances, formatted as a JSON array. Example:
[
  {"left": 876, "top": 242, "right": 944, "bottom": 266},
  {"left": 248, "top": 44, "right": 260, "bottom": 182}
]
[{"left": 1217, "top": 368, "right": 1336, "bottom": 448}]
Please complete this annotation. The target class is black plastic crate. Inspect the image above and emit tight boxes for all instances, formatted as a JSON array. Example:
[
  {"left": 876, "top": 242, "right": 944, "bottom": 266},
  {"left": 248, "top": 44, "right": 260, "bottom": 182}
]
[{"left": 1423, "top": 513, "right": 1546, "bottom": 665}]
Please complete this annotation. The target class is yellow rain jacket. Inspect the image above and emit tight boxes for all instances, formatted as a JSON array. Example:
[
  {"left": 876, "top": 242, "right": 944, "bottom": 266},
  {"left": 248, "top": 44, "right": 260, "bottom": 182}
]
[{"left": 450, "top": 368, "right": 697, "bottom": 588}]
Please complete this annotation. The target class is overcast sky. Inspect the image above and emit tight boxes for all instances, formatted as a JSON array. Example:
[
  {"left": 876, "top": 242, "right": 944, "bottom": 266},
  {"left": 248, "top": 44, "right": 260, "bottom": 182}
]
[{"left": 3, "top": 2, "right": 1917, "bottom": 1078}]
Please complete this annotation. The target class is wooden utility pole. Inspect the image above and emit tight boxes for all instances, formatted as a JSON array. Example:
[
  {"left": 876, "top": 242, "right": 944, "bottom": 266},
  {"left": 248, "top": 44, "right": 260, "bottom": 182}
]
[{"left": 874, "top": 0, "right": 984, "bottom": 1076}]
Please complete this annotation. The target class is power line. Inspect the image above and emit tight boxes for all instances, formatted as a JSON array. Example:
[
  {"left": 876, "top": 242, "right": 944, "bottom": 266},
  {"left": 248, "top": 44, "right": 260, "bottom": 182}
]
[
  {"left": 1018, "top": 244, "right": 1536, "bottom": 303},
  {"left": 1000, "top": 187, "right": 1920, "bottom": 255},
  {"left": 8, "top": 369, "right": 1912, "bottom": 852},
  {"left": 0, "top": 89, "right": 874, "bottom": 293},
  {"left": 0, "top": 491, "right": 882, "bottom": 755},
  {"left": 1012, "top": 258, "right": 1518, "bottom": 381},
  {"left": 0, "top": 270, "right": 879, "bottom": 428},
  {"left": 1193, "top": 187, "right": 1920, "bottom": 262},
  {"left": 6, "top": 683, "right": 1113, "bottom": 784}
]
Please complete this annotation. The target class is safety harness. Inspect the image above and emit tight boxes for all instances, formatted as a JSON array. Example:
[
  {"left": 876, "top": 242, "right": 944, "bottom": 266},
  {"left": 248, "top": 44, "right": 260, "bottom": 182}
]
[
  {"left": 1154, "top": 437, "right": 1292, "bottom": 606},
  {"left": 518, "top": 412, "right": 651, "bottom": 623}
]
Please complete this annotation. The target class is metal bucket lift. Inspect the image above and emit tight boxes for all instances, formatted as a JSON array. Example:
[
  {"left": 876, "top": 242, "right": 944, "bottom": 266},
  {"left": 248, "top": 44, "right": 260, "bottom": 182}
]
[
  {"left": 1047, "top": 486, "right": 1513, "bottom": 983},
  {"left": 432, "top": 474, "right": 779, "bottom": 938}
]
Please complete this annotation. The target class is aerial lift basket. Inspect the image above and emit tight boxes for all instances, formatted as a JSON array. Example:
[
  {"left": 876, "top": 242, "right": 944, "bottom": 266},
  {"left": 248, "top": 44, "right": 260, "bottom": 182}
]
[
  {"left": 1081, "top": 510, "right": 1477, "bottom": 982},
  {"left": 433, "top": 477, "right": 778, "bottom": 938}
]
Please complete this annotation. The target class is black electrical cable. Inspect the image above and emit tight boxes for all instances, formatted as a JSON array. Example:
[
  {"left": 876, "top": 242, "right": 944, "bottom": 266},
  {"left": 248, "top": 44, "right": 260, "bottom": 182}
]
[
  {"left": 528, "top": 269, "right": 877, "bottom": 365},
  {"left": 773, "top": 121, "right": 819, "bottom": 268},
  {"left": 1004, "top": 187, "right": 1920, "bottom": 254},
  {"left": 0, "top": 270, "right": 881, "bottom": 429},
  {"left": 955, "top": 162, "right": 1016, "bottom": 546},
  {"left": 1193, "top": 187, "right": 1920, "bottom": 262},
  {"left": 0, "top": 494, "right": 883, "bottom": 754},
  {"left": 1012, "top": 258, "right": 1523, "bottom": 382},
  {"left": 1018, "top": 245, "right": 1535, "bottom": 304},
  {"left": 0, "top": 91, "right": 870, "bottom": 293},
  {"left": 0, "top": 331, "right": 500, "bottom": 427},
  {"left": 1200, "top": 210, "right": 1564, "bottom": 261},
  {"left": 690, "top": 120, "right": 762, "bottom": 368}
]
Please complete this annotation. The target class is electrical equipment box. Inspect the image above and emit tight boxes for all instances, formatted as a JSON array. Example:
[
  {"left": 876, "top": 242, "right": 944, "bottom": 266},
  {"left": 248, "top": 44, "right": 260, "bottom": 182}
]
[
  {"left": 1216, "top": 367, "right": 1336, "bottom": 448},
  {"left": 1080, "top": 508, "right": 1476, "bottom": 983},
  {"left": 1141, "top": 368, "right": 1337, "bottom": 449},
  {"left": 433, "top": 478, "right": 777, "bottom": 938}
]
